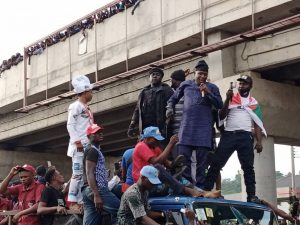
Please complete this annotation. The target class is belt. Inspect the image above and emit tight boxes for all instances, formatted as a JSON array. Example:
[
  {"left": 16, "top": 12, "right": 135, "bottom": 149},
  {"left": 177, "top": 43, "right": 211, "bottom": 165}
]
[{"left": 224, "top": 130, "right": 251, "bottom": 134}]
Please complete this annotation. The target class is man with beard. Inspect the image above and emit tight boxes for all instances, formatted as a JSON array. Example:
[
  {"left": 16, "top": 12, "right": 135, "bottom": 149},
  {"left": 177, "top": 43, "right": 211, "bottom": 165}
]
[
  {"left": 204, "top": 75, "right": 266, "bottom": 203},
  {"left": 166, "top": 60, "right": 223, "bottom": 189},
  {"left": 127, "top": 68, "right": 173, "bottom": 142}
]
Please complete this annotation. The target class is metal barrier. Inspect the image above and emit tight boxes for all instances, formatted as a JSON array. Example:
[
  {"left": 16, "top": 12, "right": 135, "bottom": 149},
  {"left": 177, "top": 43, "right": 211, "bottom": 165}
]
[{"left": 0, "top": 209, "right": 81, "bottom": 225}]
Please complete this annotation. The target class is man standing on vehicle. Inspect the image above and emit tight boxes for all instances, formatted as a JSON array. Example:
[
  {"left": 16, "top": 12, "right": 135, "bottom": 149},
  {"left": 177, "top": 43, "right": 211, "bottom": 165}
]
[
  {"left": 127, "top": 67, "right": 174, "bottom": 141},
  {"left": 204, "top": 75, "right": 266, "bottom": 203},
  {"left": 166, "top": 60, "right": 223, "bottom": 189},
  {"left": 67, "top": 75, "right": 94, "bottom": 206},
  {"left": 168, "top": 69, "right": 186, "bottom": 158}
]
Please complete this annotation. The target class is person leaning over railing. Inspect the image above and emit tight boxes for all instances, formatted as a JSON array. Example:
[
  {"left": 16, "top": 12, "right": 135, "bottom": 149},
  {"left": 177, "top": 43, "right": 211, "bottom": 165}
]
[
  {"left": 37, "top": 168, "right": 82, "bottom": 225},
  {"left": 0, "top": 164, "right": 45, "bottom": 225}
]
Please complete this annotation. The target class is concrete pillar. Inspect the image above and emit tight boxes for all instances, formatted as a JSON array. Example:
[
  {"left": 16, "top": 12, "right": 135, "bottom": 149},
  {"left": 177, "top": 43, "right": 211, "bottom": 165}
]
[
  {"left": 207, "top": 31, "right": 235, "bottom": 82},
  {"left": 254, "top": 136, "right": 277, "bottom": 205}
]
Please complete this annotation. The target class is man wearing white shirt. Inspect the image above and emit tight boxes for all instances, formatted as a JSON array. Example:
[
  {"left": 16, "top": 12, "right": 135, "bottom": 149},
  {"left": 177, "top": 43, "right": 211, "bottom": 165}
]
[
  {"left": 67, "top": 75, "right": 94, "bottom": 205},
  {"left": 204, "top": 75, "right": 265, "bottom": 204}
]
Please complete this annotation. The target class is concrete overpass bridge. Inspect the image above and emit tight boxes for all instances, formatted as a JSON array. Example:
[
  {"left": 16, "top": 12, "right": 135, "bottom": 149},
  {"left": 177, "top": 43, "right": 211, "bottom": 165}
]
[{"left": 1, "top": 0, "right": 300, "bottom": 204}]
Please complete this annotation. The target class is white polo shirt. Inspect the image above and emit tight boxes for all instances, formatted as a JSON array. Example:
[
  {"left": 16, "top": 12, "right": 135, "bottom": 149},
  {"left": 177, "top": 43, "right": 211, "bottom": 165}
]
[{"left": 225, "top": 97, "right": 253, "bottom": 132}]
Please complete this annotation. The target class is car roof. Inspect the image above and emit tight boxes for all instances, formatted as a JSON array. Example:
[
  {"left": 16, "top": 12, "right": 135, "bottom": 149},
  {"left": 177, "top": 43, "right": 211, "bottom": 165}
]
[{"left": 149, "top": 196, "right": 271, "bottom": 211}]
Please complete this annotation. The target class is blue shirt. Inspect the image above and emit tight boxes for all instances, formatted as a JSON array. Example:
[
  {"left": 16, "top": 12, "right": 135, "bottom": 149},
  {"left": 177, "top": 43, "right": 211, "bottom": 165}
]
[
  {"left": 121, "top": 148, "right": 134, "bottom": 185},
  {"left": 168, "top": 80, "right": 223, "bottom": 147}
]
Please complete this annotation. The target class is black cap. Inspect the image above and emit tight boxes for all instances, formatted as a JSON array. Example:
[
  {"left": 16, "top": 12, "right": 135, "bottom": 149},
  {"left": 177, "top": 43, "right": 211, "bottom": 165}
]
[
  {"left": 195, "top": 60, "right": 209, "bottom": 72},
  {"left": 149, "top": 68, "right": 164, "bottom": 76},
  {"left": 171, "top": 70, "right": 186, "bottom": 82},
  {"left": 237, "top": 75, "right": 253, "bottom": 84}
]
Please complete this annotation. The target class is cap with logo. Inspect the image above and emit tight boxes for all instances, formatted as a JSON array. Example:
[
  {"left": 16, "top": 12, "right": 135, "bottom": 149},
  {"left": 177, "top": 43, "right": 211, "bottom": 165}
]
[
  {"left": 86, "top": 124, "right": 104, "bottom": 136},
  {"left": 237, "top": 75, "right": 253, "bottom": 84},
  {"left": 140, "top": 165, "right": 161, "bottom": 184},
  {"left": 141, "top": 126, "right": 165, "bottom": 141},
  {"left": 72, "top": 75, "right": 93, "bottom": 94}
]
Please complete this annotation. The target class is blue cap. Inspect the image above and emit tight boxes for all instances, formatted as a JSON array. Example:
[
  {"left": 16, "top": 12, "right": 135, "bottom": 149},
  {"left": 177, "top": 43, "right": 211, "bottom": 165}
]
[
  {"left": 140, "top": 165, "right": 161, "bottom": 185},
  {"left": 141, "top": 126, "right": 165, "bottom": 141}
]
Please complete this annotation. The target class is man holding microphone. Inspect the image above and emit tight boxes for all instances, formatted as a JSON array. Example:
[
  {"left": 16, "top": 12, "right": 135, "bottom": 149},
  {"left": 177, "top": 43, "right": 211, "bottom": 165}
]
[{"left": 166, "top": 60, "right": 223, "bottom": 189}]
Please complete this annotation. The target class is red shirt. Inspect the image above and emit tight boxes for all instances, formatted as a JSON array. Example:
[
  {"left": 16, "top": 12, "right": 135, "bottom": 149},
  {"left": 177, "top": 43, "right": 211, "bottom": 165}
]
[
  {"left": 132, "top": 141, "right": 161, "bottom": 182},
  {"left": 8, "top": 181, "right": 45, "bottom": 225},
  {"left": 0, "top": 197, "right": 13, "bottom": 221}
]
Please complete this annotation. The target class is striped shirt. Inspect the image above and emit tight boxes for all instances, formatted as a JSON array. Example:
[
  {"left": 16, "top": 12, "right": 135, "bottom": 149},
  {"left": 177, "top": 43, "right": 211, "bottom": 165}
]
[{"left": 171, "top": 97, "right": 184, "bottom": 134}]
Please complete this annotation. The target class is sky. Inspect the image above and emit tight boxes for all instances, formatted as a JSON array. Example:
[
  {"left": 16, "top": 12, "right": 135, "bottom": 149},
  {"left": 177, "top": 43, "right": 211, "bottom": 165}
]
[
  {"left": 0, "top": 0, "right": 112, "bottom": 62},
  {"left": 222, "top": 145, "right": 300, "bottom": 179},
  {"left": 1, "top": 0, "right": 300, "bottom": 180}
]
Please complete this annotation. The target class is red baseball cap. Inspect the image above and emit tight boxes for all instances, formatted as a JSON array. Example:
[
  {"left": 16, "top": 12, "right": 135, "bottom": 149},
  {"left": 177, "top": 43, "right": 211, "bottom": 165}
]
[
  {"left": 18, "top": 164, "right": 36, "bottom": 174},
  {"left": 86, "top": 124, "right": 104, "bottom": 136}
]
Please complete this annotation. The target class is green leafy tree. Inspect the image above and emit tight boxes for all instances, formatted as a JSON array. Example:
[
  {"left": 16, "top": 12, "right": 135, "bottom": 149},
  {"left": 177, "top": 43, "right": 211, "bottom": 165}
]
[
  {"left": 222, "top": 171, "right": 285, "bottom": 195},
  {"left": 221, "top": 172, "right": 241, "bottom": 195},
  {"left": 275, "top": 171, "right": 284, "bottom": 180}
]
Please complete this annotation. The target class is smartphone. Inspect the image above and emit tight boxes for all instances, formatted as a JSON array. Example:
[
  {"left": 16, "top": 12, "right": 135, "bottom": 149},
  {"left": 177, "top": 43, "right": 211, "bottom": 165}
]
[{"left": 230, "top": 82, "right": 236, "bottom": 90}]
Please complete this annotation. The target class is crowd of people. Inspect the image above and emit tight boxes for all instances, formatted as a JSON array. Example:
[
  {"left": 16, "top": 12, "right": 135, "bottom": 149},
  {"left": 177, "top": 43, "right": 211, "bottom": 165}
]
[
  {"left": 0, "top": 0, "right": 142, "bottom": 75},
  {"left": 0, "top": 53, "right": 23, "bottom": 75},
  {"left": 0, "top": 61, "right": 299, "bottom": 225}
]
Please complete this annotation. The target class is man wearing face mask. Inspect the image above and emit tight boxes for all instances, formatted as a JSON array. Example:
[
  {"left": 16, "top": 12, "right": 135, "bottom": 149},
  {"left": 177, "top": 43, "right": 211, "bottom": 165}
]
[
  {"left": 166, "top": 60, "right": 223, "bottom": 189},
  {"left": 127, "top": 68, "right": 174, "bottom": 140},
  {"left": 204, "top": 75, "right": 267, "bottom": 204}
]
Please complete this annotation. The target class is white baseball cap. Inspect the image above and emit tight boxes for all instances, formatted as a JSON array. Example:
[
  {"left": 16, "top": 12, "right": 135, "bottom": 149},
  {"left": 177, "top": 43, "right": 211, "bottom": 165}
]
[{"left": 72, "top": 75, "right": 93, "bottom": 94}]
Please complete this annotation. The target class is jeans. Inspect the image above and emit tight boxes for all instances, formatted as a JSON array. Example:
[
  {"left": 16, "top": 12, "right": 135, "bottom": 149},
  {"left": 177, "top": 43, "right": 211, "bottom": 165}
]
[
  {"left": 68, "top": 151, "right": 84, "bottom": 203},
  {"left": 82, "top": 186, "right": 120, "bottom": 225},
  {"left": 204, "top": 131, "right": 256, "bottom": 196},
  {"left": 111, "top": 184, "right": 122, "bottom": 199}
]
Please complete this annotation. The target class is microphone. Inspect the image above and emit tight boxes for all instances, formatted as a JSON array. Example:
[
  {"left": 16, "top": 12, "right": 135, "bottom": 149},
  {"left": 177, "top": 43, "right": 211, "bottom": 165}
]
[{"left": 200, "top": 83, "right": 205, "bottom": 97}]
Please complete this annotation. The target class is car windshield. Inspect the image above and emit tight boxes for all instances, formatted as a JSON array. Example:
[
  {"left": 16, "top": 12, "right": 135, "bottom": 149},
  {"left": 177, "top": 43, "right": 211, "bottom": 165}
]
[{"left": 192, "top": 202, "right": 277, "bottom": 225}]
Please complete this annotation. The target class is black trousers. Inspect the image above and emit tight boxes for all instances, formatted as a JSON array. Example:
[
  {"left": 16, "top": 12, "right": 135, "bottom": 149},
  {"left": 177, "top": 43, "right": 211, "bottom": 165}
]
[{"left": 204, "top": 131, "right": 256, "bottom": 197}]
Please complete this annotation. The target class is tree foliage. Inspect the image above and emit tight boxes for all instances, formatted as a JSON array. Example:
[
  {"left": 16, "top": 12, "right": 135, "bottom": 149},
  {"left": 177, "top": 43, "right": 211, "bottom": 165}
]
[
  {"left": 221, "top": 172, "right": 241, "bottom": 195},
  {"left": 221, "top": 171, "right": 285, "bottom": 195}
]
